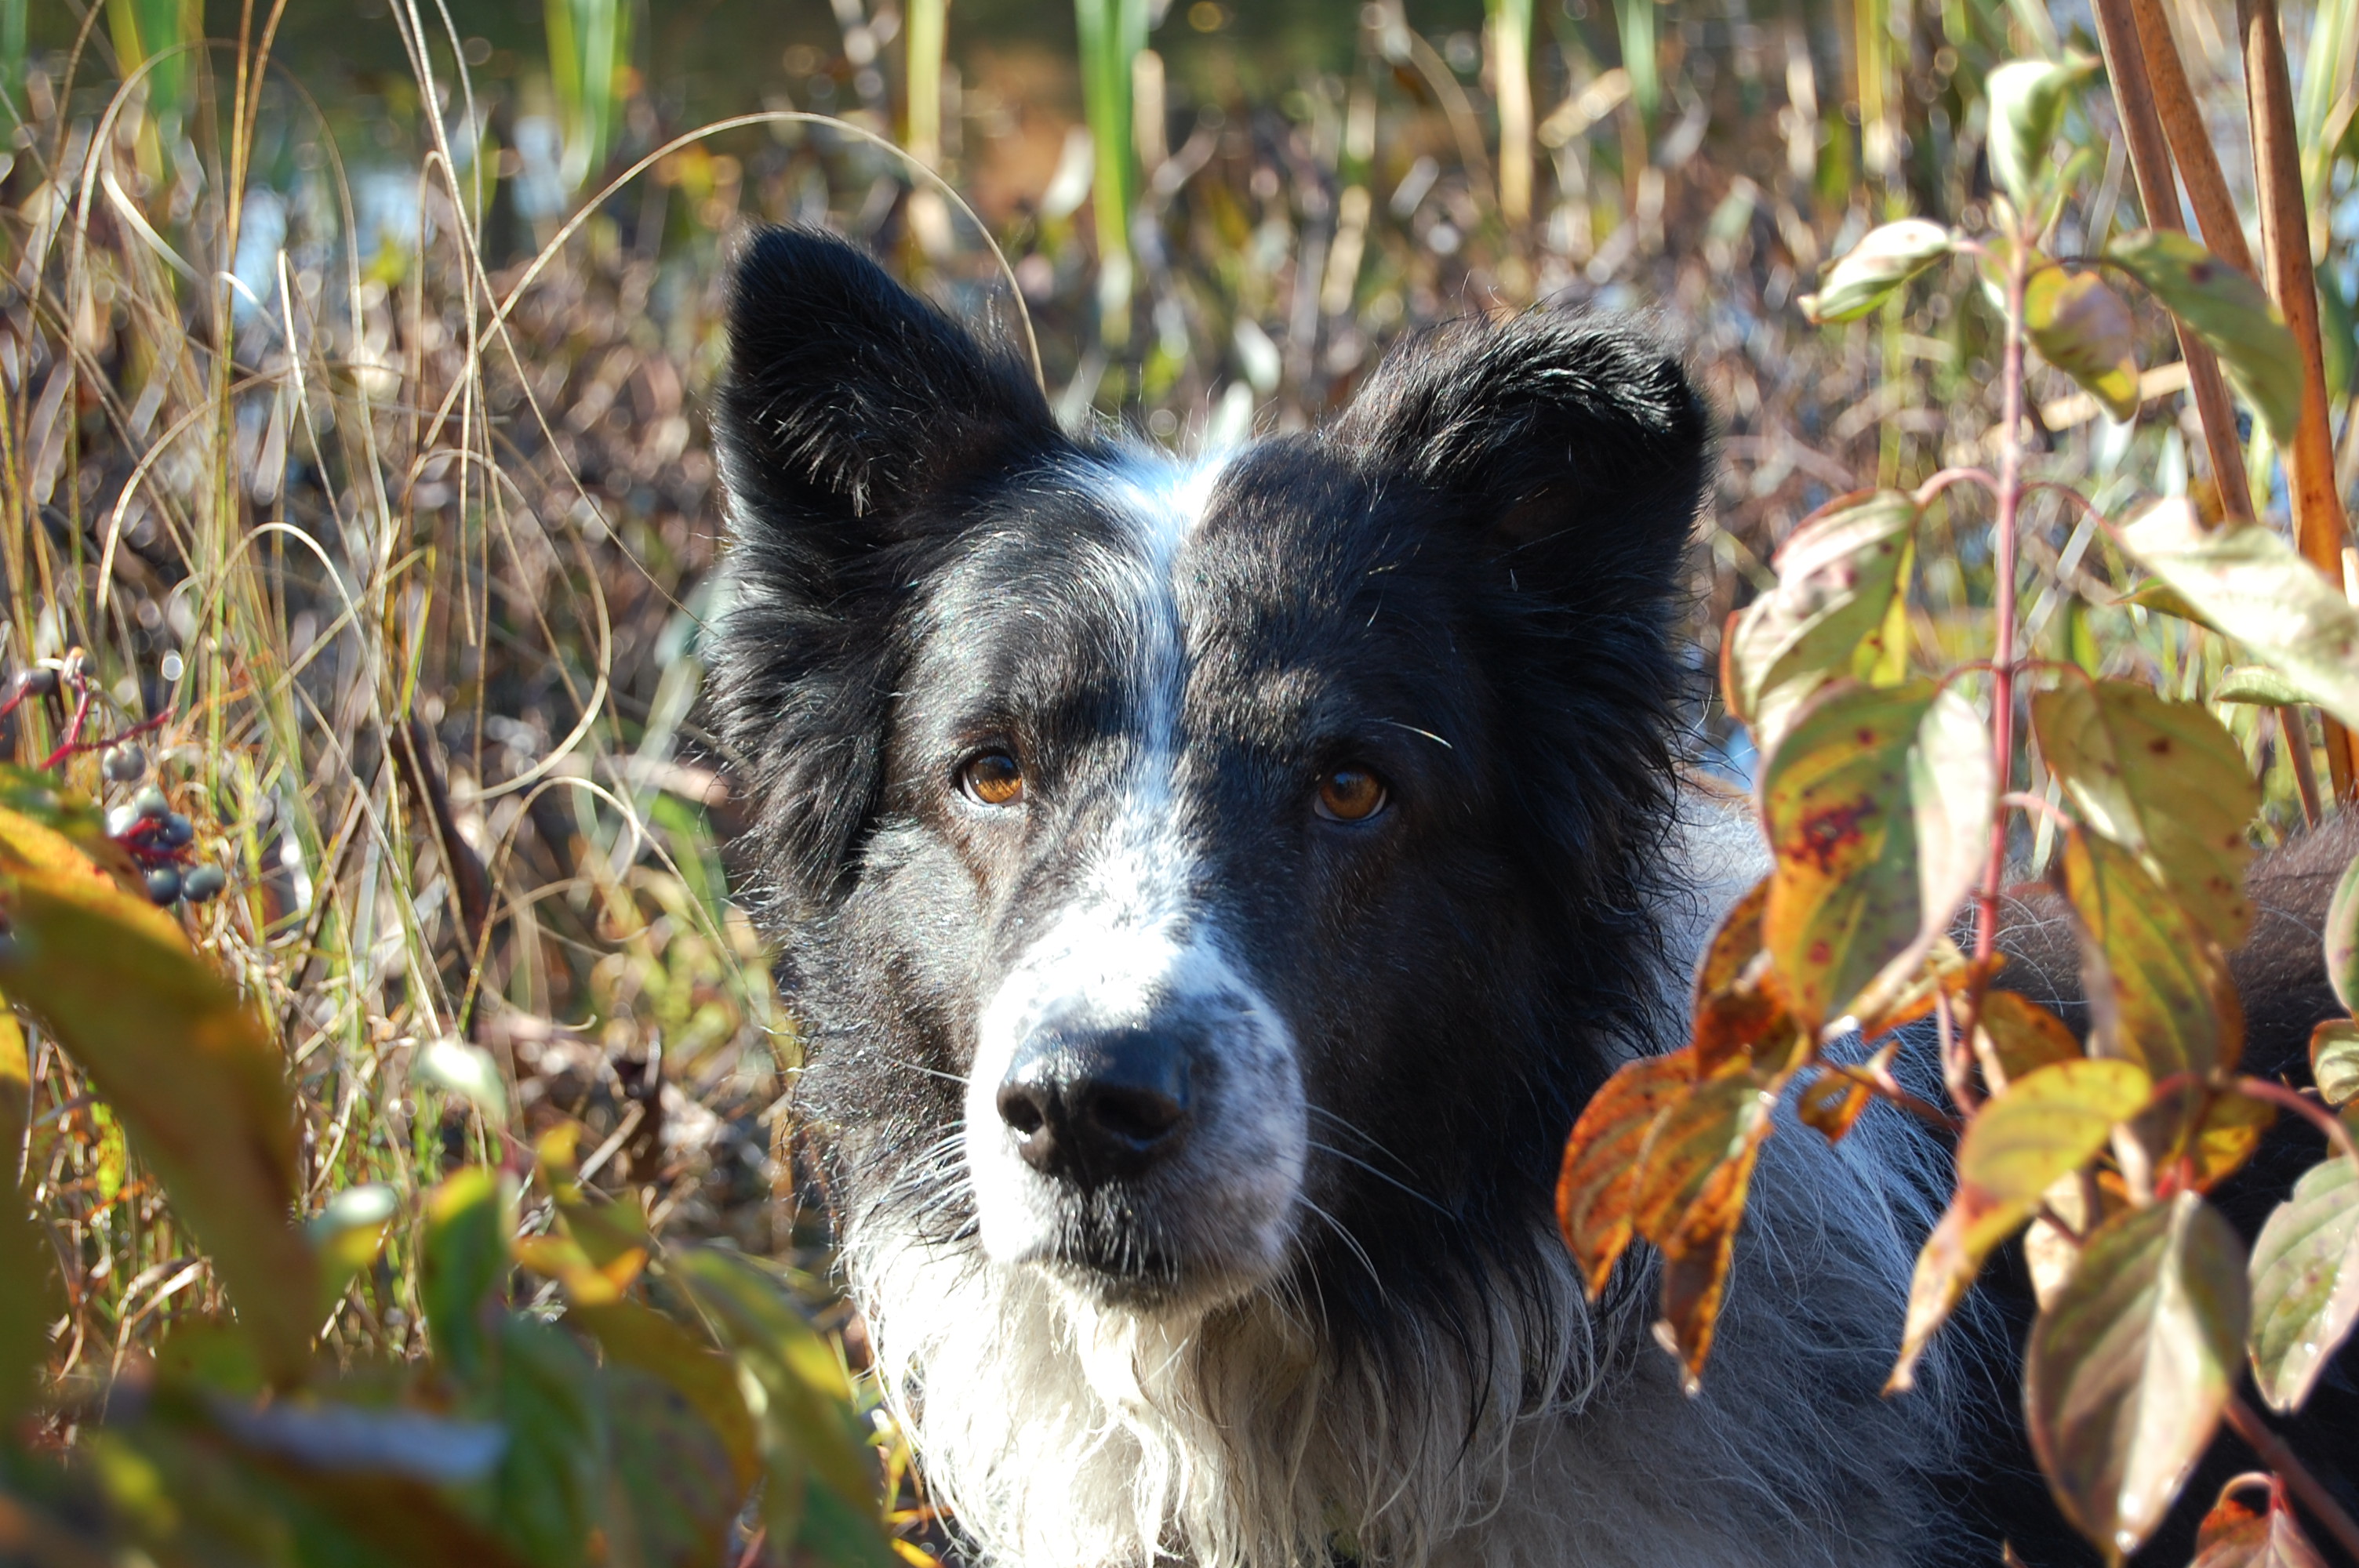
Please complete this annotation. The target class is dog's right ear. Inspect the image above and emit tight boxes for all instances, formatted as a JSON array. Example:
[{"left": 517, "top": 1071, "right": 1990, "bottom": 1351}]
[
  {"left": 714, "top": 225, "right": 1055, "bottom": 533},
  {"left": 711, "top": 227, "right": 1055, "bottom": 916}
]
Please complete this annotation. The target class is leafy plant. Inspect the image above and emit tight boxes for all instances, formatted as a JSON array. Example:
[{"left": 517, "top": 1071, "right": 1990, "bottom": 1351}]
[{"left": 1561, "top": 55, "right": 2359, "bottom": 1568}]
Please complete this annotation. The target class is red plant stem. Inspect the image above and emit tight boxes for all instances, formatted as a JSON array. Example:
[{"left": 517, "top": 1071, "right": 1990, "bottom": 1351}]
[
  {"left": 1976, "top": 229, "right": 2030, "bottom": 972},
  {"left": 2235, "top": 1075, "right": 2359, "bottom": 1169},
  {"left": 1914, "top": 466, "right": 1998, "bottom": 509},
  {"left": 2000, "top": 789, "right": 2074, "bottom": 830},
  {"left": 38, "top": 687, "right": 93, "bottom": 771},
  {"left": 2224, "top": 1395, "right": 2359, "bottom": 1563}
]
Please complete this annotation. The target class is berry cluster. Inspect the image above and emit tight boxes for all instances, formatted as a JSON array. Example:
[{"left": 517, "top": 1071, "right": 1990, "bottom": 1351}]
[{"left": 103, "top": 759, "right": 226, "bottom": 907}]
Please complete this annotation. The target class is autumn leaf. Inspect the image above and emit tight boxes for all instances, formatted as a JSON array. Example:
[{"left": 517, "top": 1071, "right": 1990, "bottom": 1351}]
[
  {"left": 2026, "top": 1193, "right": 2248, "bottom": 1563},
  {"left": 1891, "top": 1184, "right": 2032, "bottom": 1393},
  {"left": 2108, "top": 231, "right": 2303, "bottom": 441},
  {"left": 1957, "top": 1058, "right": 2154, "bottom": 1204},
  {"left": 2059, "top": 828, "right": 2241, "bottom": 1082},
  {"left": 1558, "top": 1047, "right": 1700, "bottom": 1297},
  {"left": 2312, "top": 1021, "right": 2359, "bottom": 1109},
  {"left": 2030, "top": 680, "right": 2259, "bottom": 947},
  {"left": 1972, "top": 990, "right": 2081, "bottom": 1094},
  {"left": 1801, "top": 223, "right": 1954, "bottom": 323},
  {"left": 2192, "top": 1481, "right": 2331, "bottom": 1568},
  {"left": 2025, "top": 269, "right": 2139, "bottom": 423},
  {"left": 1724, "top": 492, "right": 1917, "bottom": 750},
  {"left": 1630, "top": 1063, "right": 1783, "bottom": 1388},
  {"left": 1761, "top": 680, "right": 1995, "bottom": 1033}
]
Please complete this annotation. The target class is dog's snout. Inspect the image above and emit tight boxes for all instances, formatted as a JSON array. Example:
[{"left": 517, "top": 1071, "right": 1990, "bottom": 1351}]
[{"left": 996, "top": 1024, "right": 1194, "bottom": 1185}]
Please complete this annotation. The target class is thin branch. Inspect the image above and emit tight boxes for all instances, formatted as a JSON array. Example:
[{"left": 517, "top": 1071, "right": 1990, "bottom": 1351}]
[
  {"left": 2224, "top": 1396, "right": 2359, "bottom": 1563},
  {"left": 2234, "top": 1076, "right": 2359, "bottom": 1170}
]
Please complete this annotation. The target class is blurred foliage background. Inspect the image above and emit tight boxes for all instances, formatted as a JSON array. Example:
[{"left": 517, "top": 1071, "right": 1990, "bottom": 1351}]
[{"left": 0, "top": 0, "right": 2354, "bottom": 1557}]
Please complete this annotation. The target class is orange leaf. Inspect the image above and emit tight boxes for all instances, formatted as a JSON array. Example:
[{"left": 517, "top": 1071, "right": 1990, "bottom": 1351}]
[
  {"left": 1890, "top": 1183, "right": 2032, "bottom": 1393},
  {"left": 1557, "top": 1047, "right": 1696, "bottom": 1297},
  {"left": 1972, "top": 989, "right": 2081, "bottom": 1094}
]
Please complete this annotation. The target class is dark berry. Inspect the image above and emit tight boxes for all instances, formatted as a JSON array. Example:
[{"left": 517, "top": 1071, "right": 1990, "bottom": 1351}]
[
  {"left": 144, "top": 866, "right": 181, "bottom": 905},
  {"left": 107, "top": 805, "right": 140, "bottom": 838},
  {"left": 134, "top": 786, "right": 170, "bottom": 820},
  {"left": 160, "top": 813, "right": 194, "bottom": 848},
  {"left": 16, "top": 668, "right": 57, "bottom": 699},
  {"left": 101, "top": 742, "right": 147, "bottom": 782},
  {"left": 181, "top": 865, "right": 227, "bottom": 903}
]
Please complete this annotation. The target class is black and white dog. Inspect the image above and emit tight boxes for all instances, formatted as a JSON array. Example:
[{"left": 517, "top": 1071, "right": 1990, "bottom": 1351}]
[{"left": 705, "top": 227, "right": 2343, "bottom": 1567}]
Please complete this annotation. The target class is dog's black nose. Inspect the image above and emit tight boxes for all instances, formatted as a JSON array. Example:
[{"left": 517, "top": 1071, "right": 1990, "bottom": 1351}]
[{"left": 996, "top": 1025, "right": 1192, "bottom": 1184}]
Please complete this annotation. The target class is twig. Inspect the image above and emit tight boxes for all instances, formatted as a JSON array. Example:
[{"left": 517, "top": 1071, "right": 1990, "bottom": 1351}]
[
  {"left": 2224, "top": 1395, "right": 2359, "bottom": 1563},
  {"left": 2086, "top": 0, "right": 2257, "bottom": 528},
  {"left": 2241, "top": 0, "right": 2359, "bottom": 802},
  {"left": 2234, "top": 1075, "right": 2359, "bottom": 1170},
  {"left": 1975, "top": 223, "right": 2030, "bottom": 975}
]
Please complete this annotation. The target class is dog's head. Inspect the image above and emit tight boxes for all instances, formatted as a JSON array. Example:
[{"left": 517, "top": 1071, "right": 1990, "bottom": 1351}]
[{"left": 713, "top": 227, "right": 1709, "bottom": 1323}]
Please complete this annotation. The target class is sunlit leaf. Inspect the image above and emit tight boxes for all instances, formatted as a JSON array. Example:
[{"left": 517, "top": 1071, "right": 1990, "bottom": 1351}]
[
  {"left": 2313, "top": 1021, "right": 2359, "bottom": 1108},
  {"left": 1987, "top": 56, "right": 2099, "bottom": 209},
  {"left": 1796, "top": 1064, "right": 1874, "bottom": 1143},
  {"left": 416, "top": 1036, "right": 509, "bottom": 1125},
  {"left": 307, "top": 1183, "right": 399, "bottom": 1316},
  {"left": 2192, "top": 1481, "right": 2332, "bottom": 1568},
  {"left": 423, "top": 1167, "right": 515, "bottom": 1386},
  {"left": 489, "top": 1319, "right": 602, "bottom": 1568},
  {"left": 2109, "top": 231, "right": 2303, "bottom": 441},
  {"left": 2026, "top": 1193, "right": 2248, "bottom": 1562},
  {"left": 2114, "top": 575, "right": 2223, "bottom": 633},
  {"left": 1890, "top": 1184, "right": 2032, "bottom": 1392},
  {"left": 2326, "top": 854, "right": 2359, "bottom": 1017},
  {"left": 572, "top": 1294, "right": 761, "bottom": 1492},
  {"left": 2161, "top": 1083, "right": 2276, "bottom": 1192},
  {"left": 2059, "top": 828, "right": 2241, "bottom": 1081},
  {"left": 2026, "top": 268, "right": 2140, "bottom": 422},
  {"left": 1972, "top": 989, "right": 2081, "bottom": 1094},
  {"left": 1725, "top": 492, "right": 1917, "bottom": 752},
  {"left": 2247, "top": 1152, "right": 2359, "bottom": 1414},
  {"left": 1558, "top": 1047, "right": 1698, "bottom": 1296},
  {"left": 605, "top": 1362, "right": 746, "bottom": 1568},
  {"left": 0, "top": 804, "right": 317, "bottom": 1386},
  {"left": 1959, "top": 1058, "right": 2152, "bottom": 1203},
  {"left": 1631, "top": 1064, "right": 1783, "bottom": 1388},
  {"left": 1761, "top": 680, "right": 1995, "bottom": 1032},
  {"left": 1801, "top": 220, "right": 1954, "bottom": 323},
  {"left": 2215, "top": 666, "right": 2314, "bottom": 706},
  {"left": 1688, "top": 879, "right": 1802, "bottom": 1073},
  {"left": 2030, "top": 681, "right": 2259, "bottom": 947}
]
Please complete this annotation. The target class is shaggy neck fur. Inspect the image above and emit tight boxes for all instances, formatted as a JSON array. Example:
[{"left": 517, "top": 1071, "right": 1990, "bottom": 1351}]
[{"left": 842, "top": 804, "right": 1964, "bottom": 1568}]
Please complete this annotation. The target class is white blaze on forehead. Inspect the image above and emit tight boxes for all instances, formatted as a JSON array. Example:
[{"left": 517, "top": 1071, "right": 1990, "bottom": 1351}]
[{"left": 961, "top": 445, "right": 1306, "bottom": 1278}]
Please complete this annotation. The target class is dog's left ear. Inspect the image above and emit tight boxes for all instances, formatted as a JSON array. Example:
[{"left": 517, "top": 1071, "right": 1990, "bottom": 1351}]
[{"left": 1329, "top": 311, "right": 1711, "bottom": 610}]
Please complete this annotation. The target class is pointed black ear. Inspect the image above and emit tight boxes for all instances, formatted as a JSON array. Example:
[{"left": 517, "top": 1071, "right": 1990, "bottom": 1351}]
[
  {"left": 1329, "top": 310, "right": 1711, "bottom": 612},
  {"left": 714, "top": 225, "right": 1054, "bottom": 532},
  {"left": 711, "top": 227, "right": 1056, "bottom": 916}
]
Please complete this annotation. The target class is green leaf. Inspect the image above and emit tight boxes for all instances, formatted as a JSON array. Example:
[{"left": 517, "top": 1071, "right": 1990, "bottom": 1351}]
[
  {"left": 2327, "top": 852, "right": 2359, "bottom": 1017},
  {"left": 1891, "top": 1184, "right": 2032, "bottom": 1393},
  {"left": 1801, "top": 220, "right": 1954, "bottom": 323},
  {"left": 2214, "top": 666, "right": 2314, "bottom": 706},
  {"left": 1957, "top": 1058, "right": 2154, "bottom": 1203},
  {"left": 1987, "top": 56, "right": 2099, "bottom": 209},
  {"left": 2030, "top": 681, "right": 2259, "bottom": 947},
  {"left": 2247, "top": 1152, "right": 2359, "bottom": 1414},
  {"left": 670, "top": 1248, "right": 895, "bottom": 1568},
  {"left": 2026, "top": 268, "right": 2140, "bottom": 422},
  {"left": 422, "top": 1167, "right": 514, "bottom": 1386},
  {"left": 2114, "top": 576, "right": 2223, "bottom": 633},
  {"left": 0, "top": 805, "right": 318, "bottom": 1388},
  {"left": 2059, "top": 828, "right": 2241, "bottom": 1081},
  {"left": 2108, "top": 231, "right": 2304, "bottom": 441},
  {"left": 2119, "top": 501, "right": 2359, "bottom": 733},
  {"left": 416, "top": 1036, "right": 509, "bottom": 1125},
  {"left": 2314, "top": 1021, "right": 2359, "bottom": 1108},
  {"left": 1760, "top": 680, "right": 1996, "bottom": 1032},
  {"left": 2026, "top": 1193, "right": 2248, "bottom": 1563},
  {"left": 602, "top": 1363, "right": 744, "bottom": 1568},
  {"left": 0, "top": 1182, "right": 54, "bottom": 1423},
  {"left": 489, "top": 1319, "right": 602, "bottom": 1568},
  {"left": 570, "top": 1294, "right": 760, "bottom": 1493},
  {"left": 1724, "top": 490, "right": 1917, "bottom": 751}
]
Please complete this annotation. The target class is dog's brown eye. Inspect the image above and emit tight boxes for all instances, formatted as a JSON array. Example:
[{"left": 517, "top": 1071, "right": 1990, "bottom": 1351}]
[
  {"left": 1315, "top": 767, "right": 1387, "bottom": 822},
  {"left": 960, "top": 751, "right": 1025, "bottom": 807}
]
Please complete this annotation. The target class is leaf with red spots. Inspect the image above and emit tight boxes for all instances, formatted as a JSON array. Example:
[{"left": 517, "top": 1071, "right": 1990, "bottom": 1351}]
[
  {"left": 1557, "top": 1047, "right": 1699, "bottom": 1298},
  {"left": 1972, "top": 989, "right": 2083, "bottom": 1095},
  {"left": 2030, "top": 680, "right": 2258, "bottom": 947},
  {"left": 2059, "top": 828, "right": 2242, "bottom": 1083},
  {"left": 1890, "top": 1183, "right": 2033, "bottom": 1393},
  {"left": 2026, "top": 1193, "right": 2248, "bottom": 1563},
  {"left": 1630, "top": 1062, "right": 1784, "bottom": 1388},
  {"left": 1688, "top": 877, "right": 1806, "bottom": 1074},
  {"left": 1723, "top": 490, "right": 1917, "bottom": 753},
  {"left": 1759, "top": 680, "right": 1996, "bottom": 1033},
  {"left": 2191, "top": 1480, "right": 2330, "bottom": 1568}
]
